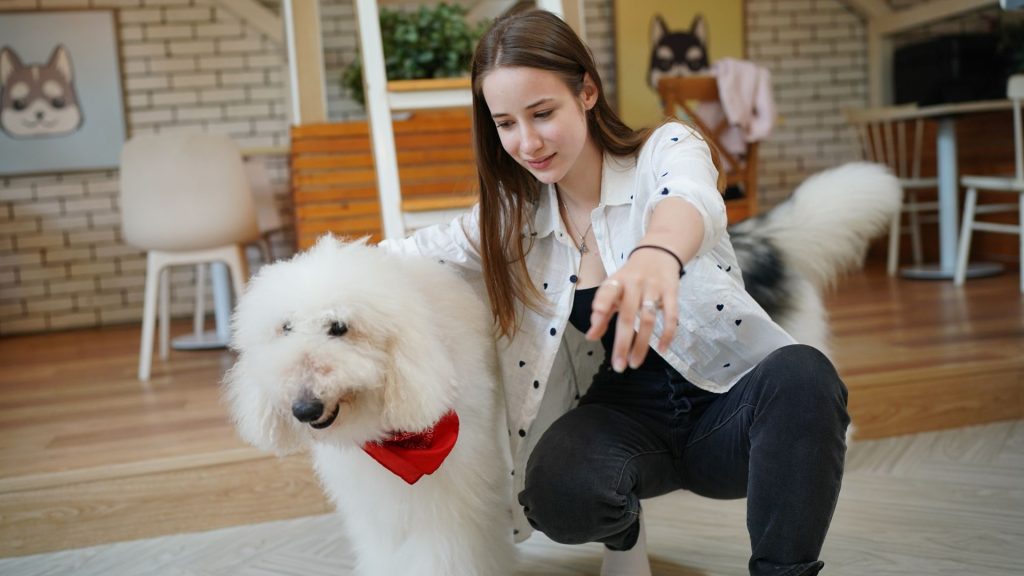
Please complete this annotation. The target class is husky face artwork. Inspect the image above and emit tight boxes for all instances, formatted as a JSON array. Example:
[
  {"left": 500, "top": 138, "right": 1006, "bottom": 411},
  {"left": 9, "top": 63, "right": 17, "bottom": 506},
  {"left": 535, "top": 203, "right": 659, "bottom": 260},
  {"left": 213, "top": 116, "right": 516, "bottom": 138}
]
[
  {"left": 647, "top": 14, "right": 710, "bottom": 91},
  {"left": 0, "top": 45, "right": 83, "bottom": 139}
]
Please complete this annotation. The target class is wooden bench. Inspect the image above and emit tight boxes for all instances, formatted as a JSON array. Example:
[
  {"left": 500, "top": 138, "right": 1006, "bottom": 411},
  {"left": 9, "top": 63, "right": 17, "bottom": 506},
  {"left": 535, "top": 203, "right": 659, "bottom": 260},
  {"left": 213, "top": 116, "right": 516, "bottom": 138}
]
[{"left": 290, "top": 108, "right": 478, "bottom": 249}]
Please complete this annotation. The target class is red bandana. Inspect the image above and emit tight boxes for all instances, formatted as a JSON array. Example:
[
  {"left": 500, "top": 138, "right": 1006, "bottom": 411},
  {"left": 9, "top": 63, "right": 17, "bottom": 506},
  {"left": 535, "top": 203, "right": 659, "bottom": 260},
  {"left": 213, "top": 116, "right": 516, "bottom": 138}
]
[{"left": 362, "top": 410, "right": 460, "bottom": 485}]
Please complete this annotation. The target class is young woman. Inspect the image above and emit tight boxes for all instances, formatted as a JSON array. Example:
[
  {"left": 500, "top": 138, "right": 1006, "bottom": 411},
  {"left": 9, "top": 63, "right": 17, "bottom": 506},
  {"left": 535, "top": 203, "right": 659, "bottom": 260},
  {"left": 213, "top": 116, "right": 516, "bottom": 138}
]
[{"left": 382, "top": 9, "right": 849, "bottom": 576}]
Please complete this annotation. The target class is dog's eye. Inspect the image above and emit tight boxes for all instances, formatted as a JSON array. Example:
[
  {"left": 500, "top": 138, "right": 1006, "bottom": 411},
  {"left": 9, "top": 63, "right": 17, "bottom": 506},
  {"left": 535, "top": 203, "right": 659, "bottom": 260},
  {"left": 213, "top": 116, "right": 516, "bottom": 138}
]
[
  {"left": 51, "top": 97, "right": 65, "bottom": 109},
  {"left": 281, "top": 322, "right": 292, "bottom": 334},
  {"left": 13, "top": 99, "right": 27, "bottom": 111},
  {"left": 328, "top": 321, "right": 348, "bottom": 337}
]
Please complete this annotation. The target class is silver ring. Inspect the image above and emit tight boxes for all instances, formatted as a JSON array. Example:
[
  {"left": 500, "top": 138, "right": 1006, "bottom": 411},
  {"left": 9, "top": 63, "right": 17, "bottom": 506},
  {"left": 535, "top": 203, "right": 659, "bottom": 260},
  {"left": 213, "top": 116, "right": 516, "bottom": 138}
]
[
  {"left": 602, "top": 279, "right": 622, "bottom": 291},
  {"left": 641, "top": 299, "right": 659, "bottom": 314}
]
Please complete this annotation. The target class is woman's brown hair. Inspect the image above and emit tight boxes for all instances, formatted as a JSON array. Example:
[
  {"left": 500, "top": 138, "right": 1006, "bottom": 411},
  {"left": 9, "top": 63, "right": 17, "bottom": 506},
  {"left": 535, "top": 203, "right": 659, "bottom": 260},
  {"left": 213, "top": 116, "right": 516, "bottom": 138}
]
[{"left": 471, "top": 9, "right": 653, "bottom": 338}]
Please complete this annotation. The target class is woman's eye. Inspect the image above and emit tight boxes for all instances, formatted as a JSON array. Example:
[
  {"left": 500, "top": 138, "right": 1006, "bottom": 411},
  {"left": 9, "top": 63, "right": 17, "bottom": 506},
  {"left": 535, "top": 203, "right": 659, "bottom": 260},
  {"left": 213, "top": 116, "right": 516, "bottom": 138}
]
[
  {"left": 495, "top": 121, "right": 511, "bottom": 130},
  {"left": 535, "top": 110, "right": 552, "bottom": 119}
]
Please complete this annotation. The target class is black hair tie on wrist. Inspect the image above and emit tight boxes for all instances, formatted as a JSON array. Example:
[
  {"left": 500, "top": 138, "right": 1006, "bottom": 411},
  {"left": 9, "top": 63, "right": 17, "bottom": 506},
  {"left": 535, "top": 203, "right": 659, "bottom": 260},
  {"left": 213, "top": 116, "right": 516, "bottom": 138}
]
[{"left": 629, "top": 244, "right": 686, "bottom": 278}]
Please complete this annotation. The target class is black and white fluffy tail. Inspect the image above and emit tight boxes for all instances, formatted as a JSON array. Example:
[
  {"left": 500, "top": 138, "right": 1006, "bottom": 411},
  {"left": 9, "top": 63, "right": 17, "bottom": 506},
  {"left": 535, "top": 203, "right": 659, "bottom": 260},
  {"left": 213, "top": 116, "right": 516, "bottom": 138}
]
[{"left": 729, "top": 162, "right": 902, "bottom": 352}]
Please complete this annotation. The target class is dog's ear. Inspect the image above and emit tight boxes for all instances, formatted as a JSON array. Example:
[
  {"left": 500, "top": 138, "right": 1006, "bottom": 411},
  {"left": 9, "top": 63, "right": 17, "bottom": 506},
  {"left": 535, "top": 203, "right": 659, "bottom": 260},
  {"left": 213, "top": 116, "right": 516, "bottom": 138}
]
[
  {"left": 223, "top": 361, "right": 304, "bottom": 454},
  {"left": 383, "top": 327, "right": 458, "bottom": 432},
  {"left": 650, "top": 14, "right": 668, "bottom": 48}
]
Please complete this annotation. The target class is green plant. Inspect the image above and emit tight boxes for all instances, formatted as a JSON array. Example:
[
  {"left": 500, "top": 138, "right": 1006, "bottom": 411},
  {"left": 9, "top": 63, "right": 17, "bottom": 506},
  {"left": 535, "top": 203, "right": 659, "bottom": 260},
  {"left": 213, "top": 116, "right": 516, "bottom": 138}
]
[{"left": 343, "top": 3, "right": 489, "bottom": 106}]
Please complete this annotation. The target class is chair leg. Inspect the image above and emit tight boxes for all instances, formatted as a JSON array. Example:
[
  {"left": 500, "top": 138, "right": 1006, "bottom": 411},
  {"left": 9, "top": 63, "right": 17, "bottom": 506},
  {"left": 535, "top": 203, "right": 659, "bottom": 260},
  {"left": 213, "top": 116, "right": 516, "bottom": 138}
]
[
  {"left": 139, "top": 252, "right": 163, "bottom": 382},
  {"left": 887, "top": 210, "right": 901, "bottom": 276},
  {"left": 907, "top": 192, "right": 924, "bottom": 265},
  {"left": 224, "top": 245, "right": 250, "bottom": 308},
  {"left": 1019, "top": 195, "right": 1023, "bottom": 294},
  {"left": 194, "top": 264, "right": 206, "bottom": 337},
  {"left": 954, "top": 188, "right": 979, "bottom": 286},
  {"left": 257, "top": 236, "right": 273, "bottom": 265},
  {"left": 159, "top": 266, "right": 170, "bottom": 360}
]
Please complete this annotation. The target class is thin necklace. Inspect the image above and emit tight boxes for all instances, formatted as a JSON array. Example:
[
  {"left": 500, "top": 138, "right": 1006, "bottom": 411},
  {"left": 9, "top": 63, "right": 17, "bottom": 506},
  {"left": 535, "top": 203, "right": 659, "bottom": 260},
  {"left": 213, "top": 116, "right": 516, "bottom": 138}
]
[{"left": 557, "top": 192, "right": 594, "bottom": 255}]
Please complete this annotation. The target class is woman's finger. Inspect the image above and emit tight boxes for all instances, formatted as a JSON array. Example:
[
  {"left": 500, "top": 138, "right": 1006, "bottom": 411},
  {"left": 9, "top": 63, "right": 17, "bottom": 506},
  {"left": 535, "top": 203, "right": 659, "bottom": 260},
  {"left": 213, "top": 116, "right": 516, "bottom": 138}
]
[
  {"left": 629, "top": 292, "right": 659, "bottom": 369},
  {"left": 611, "top": 282, "right": 640, "bottom": 372},
  {"left": 586, "top": 278, "right": 622, "bottom": 341},
  {"left": 658, "top": 285, "right": 679, "bottom": 352}
]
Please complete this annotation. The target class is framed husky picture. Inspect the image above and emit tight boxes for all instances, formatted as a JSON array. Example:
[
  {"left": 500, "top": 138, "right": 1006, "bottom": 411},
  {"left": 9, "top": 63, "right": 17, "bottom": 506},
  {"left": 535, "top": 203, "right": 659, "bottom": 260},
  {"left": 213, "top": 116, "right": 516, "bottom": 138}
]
[
  {"left": 614, "top": 0, "right": 744, "bottom": 129},
  {"left": 0, "top": 10, "right": 126, "bottom": 176}
]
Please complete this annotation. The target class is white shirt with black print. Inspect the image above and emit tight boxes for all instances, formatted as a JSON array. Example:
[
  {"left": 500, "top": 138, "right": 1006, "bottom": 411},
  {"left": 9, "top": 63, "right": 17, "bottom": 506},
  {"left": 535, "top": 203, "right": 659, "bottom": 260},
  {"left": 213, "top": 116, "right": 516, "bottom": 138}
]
[{"left": 379, "top": 122, "right": 797, "bottom": 542}]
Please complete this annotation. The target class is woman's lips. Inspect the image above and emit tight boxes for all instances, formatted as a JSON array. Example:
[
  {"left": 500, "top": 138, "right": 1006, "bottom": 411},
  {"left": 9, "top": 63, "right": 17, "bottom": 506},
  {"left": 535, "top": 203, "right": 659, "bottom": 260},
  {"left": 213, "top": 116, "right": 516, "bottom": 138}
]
[{"left": 526, "top": 154, "right": 554, "bottom": 170}]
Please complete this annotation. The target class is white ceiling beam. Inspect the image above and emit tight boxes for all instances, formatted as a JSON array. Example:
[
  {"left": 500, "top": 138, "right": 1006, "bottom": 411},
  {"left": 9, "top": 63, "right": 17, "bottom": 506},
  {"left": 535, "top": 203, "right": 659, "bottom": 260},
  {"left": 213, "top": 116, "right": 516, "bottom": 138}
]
[
  {"left": 842, "top": 0, "right": 891, "bottom": 20},
  {"left": 216, "top": 0, "right": 284, "bottom": 44},
  {"left": 876, "top": 0, "right": 998, "bottom": 36}
]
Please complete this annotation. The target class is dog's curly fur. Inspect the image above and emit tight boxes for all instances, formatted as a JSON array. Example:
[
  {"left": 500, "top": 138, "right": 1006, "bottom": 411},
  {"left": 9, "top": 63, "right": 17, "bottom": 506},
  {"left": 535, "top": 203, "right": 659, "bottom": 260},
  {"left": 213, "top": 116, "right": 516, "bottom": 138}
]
[{"left": 224, "top": 236, "right": 513, "bottom": 576}]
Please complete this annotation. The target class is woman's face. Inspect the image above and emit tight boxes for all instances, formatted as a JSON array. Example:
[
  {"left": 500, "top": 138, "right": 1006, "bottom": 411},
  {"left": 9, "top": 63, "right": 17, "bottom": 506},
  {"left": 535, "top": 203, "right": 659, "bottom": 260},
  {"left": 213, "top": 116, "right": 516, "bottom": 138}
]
[{"left": 481, "top": 66, "right": 598, "bottom": 186}]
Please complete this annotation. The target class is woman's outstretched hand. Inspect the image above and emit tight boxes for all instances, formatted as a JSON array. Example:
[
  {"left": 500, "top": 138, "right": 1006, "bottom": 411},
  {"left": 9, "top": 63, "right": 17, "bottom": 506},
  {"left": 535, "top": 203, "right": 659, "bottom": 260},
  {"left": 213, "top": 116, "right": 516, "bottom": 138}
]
[
  {"left": 586, "top": 247, "right": 681, "bottom": 373},
  {"left": 585, "top": 197, "right": 706, "bottom": 373}
]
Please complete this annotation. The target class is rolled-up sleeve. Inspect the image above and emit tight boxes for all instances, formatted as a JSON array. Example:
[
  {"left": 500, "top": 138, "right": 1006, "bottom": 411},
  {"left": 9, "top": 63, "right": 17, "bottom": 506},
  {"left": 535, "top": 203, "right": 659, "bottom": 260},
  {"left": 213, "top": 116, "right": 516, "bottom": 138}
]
[
  {"left": 637, "top": 123, "right": 726, "bottom": 257},
  {"left": 377, "top": 203, "right": 484, "bottom": 273}
]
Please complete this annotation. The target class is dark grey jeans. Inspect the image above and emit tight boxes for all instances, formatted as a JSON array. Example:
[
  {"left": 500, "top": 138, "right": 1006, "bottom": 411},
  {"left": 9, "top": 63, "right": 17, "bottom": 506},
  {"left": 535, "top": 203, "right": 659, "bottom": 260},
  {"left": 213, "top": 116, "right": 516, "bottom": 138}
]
[{"left": 518, "top": 344, "right": 849, "bottom": 576}]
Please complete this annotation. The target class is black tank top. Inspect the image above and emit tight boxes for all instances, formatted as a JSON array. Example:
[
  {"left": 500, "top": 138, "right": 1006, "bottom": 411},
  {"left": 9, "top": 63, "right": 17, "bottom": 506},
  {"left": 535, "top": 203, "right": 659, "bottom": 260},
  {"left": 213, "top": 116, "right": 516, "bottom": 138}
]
[{"left": 569, "top": 286, "right": 675, "bottom": 374}]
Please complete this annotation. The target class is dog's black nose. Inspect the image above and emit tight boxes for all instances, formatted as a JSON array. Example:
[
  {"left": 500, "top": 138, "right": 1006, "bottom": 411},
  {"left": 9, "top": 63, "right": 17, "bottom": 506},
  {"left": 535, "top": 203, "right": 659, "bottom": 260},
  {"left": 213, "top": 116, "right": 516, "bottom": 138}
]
[{"left": 292, "top": 396, "right": 325, "bottom": 423}]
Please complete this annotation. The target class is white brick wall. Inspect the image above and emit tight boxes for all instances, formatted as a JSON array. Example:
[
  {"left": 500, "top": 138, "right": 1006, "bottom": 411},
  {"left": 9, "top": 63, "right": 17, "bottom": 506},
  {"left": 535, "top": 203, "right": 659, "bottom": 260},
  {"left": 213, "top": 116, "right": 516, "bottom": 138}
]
[{"left": 0, "top": 0, "right": 291, "bottom": 336}]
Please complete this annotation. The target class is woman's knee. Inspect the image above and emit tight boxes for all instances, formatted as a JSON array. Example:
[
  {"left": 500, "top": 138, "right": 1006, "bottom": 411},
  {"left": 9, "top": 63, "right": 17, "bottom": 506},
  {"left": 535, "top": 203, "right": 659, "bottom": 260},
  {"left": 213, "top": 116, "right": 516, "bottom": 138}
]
[
  {"left": 751, "top": 345, "right": 850, "bottom": 438},
  {"left": 760, "top": 344, "right": 847, "bottom": 405},
  {"left": 518, "top": 447, "right": 628, "bottom": 544},
  {"left": 518, "top": 425, "right": 635, "bottom": 544}
]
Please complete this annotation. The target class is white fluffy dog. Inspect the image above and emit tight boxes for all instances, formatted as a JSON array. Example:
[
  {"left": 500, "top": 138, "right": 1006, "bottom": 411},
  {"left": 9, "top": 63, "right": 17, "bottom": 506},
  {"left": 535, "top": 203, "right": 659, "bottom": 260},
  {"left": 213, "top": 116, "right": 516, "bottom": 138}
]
[{"left": 224, "top": 236, "right": 513, "bottom": 576}]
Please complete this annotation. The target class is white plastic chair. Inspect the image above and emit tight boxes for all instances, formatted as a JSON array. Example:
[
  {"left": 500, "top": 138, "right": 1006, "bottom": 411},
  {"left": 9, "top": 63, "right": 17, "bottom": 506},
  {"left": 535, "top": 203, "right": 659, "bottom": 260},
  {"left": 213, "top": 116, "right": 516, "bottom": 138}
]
[
  {"left": 186, "top": 159, "right": 287, "bottom": 346},
  {"left": 954, "top": 75, "right": 1024, "bottom": 293},
  {"left": 120, "top": 132, "right": 259, "bottom": 381},
  {"left": 845, "top": 105, "right": 940, "bottom": 276}
]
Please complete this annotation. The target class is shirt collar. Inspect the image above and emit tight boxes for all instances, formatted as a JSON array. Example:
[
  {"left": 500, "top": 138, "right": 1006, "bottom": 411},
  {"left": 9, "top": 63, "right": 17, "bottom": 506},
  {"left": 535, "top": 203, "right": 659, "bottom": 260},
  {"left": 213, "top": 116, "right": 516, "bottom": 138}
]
[{"left": 531, "top": 151, "right": 637, "bottom": 239}]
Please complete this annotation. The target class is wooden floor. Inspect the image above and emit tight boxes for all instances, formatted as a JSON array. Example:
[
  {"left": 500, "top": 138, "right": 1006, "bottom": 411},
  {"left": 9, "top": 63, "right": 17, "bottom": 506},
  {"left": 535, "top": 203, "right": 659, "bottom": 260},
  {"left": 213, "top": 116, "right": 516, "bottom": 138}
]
[{"left": 0, "top": 262, "right": 1021, "bottom": 564}]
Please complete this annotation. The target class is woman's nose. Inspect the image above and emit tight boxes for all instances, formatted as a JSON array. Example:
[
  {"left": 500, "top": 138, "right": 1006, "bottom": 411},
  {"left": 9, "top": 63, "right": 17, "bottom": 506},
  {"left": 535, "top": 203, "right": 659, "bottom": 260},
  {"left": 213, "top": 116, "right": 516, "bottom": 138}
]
[{"left": 519, "top": 124, "right": 543, "bottom": 156}]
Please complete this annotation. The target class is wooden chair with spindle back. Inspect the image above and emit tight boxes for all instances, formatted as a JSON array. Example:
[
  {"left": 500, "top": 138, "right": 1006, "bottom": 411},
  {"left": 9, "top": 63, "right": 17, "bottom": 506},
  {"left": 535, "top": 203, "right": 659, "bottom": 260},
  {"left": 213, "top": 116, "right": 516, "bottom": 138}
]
[
  {"left": 657, "top": 76, "right": 759, "bottom": 223},
  {"left": 843, "top": 105, "right": 940, "bottom": 276}
]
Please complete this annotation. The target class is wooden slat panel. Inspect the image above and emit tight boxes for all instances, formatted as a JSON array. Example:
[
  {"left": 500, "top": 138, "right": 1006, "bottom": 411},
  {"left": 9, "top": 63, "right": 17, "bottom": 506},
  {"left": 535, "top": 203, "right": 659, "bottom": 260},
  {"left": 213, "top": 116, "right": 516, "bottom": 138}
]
[
  {"left": 402, "top": 195, "right": 477, "bottom": 212},
  {"left": 293, "top": 180, "right": 477, "bottom": 205},
  {"left": 295, "top": 202, "right": 381, "bottom": 219},
  {"left": 290, "top": 109, "right": 477, "bottom": 247},
  {"left": 292, "top": 149, "right": 473, "bottom": 171},
  {"left": 296, "top": 215, "right": 384, "bottom": 235},
  {"left": 290, "top": 138, "right": 375, "bottom": 155},
  {"left": 293, "top": 169, "right": 378, "bottom": 188},
  {"left": 290, "top": 122, "right": 370, "bottom": 138}
]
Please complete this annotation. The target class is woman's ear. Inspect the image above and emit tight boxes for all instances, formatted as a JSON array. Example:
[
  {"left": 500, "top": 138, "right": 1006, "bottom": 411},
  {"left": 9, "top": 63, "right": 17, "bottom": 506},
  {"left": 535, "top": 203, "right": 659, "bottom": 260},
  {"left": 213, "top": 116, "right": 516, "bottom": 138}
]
[{"left": 581, "top": 72, "right": 599, "bottom": 111}]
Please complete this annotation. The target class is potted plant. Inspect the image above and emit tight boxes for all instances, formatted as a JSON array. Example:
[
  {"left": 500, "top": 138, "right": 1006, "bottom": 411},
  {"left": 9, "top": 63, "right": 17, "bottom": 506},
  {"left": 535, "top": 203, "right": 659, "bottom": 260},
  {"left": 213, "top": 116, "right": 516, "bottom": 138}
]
[{"left": 343, "top": 3, "right": 489, "bottom": 106}]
